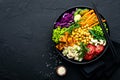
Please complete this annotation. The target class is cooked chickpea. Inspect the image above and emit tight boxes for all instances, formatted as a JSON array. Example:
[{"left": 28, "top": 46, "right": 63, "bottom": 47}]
[
  {"left": 74, "top": 29, "right": 78, "bottom": 32},
  {"left": 72, "top": 32, "right": 75, "bottom": 35},
  {"left": 71, "top": 25, "right": 93, "bottom": 45},
  {"left": 78, "top": 38, "right": 81, "bottom": 41},
  {"left": 76, "top": 38, "right": 78, "bottom": 41},
  {"left": 71, "top": 35, "right": 74, "bottom": 37}
]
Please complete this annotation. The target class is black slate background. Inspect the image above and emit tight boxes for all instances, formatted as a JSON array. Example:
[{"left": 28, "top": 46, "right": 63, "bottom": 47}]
[{"left": 0, "top": 0, "right": 120, "bottom": 80}]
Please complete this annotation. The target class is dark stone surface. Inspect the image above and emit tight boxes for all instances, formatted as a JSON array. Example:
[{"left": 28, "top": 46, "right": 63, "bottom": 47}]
[{"left": 0, "top": 0, "right": 120, "bottom": 80}]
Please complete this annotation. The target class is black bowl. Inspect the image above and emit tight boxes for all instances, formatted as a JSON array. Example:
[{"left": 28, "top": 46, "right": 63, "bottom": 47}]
[{"left": 53, "top": 7, "right": 109, "bottom": 64}]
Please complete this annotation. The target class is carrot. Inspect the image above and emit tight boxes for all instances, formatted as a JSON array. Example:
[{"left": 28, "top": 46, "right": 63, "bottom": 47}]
[
  {"left": 57, "top": 32, "right": 77, "bottom": 50},
  {"left": 102, "top": 19, "right": 106, "bottom": 22},
  {"left": 80, "top": 11, "right": 96, "bottom": 26},
  {"left": 88, "top": 18, "right": 98, "bottom": 25},
  {"left": 90, "top": 22, "right": 99, "bottom": 28},
  {"left": 59, "top": 36, "right": 67, "bottom": 42},
  {"left": 59, "top": 32, "right": 69, "bottom": 42},
  {"left": 84, "top": 13, "right": 105, "bottom": 27},
  {"left": 87, "top": 20, "right": 97, "bottom": 26},
  {"left": 81, "top": 10, "right": 94, "bottom": 18},
  {"left": 90, "top": 19, "right": 106, "bottom": 28},
  {"left": 84, "top": 13, "right": 96, "bottom": 24},
  {"left": 67, "top": 37, "right": 74, "bottom": 46},
  {"left": 83, "top": 16, "right": 97, "bottom": 26},
  {"left": 56, "top": 43, "right": 65, "bottom": 51},
  {"left": 79, "top": 10, "right": 106, "bottom": 29},
  {"left": 79, "top": 10, "right": 94, "bottom": 25}
]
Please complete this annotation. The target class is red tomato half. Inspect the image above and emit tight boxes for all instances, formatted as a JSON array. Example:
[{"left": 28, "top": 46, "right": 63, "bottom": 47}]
[
  {"left": 84, "top": 44, "right": 96, "bottom": 60},
  {"left": 84, "top": 54, "right": 94, "bottom": 60},
  {"left": 95, "top": 45, "right": 104, "bottom": 55},
  {"left": 86, "top": 44, "right": 96, "bottom": 55}
]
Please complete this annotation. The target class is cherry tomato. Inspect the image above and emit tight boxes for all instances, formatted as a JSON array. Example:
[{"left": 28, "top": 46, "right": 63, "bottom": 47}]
[
  {"left": 95, "top": 45, "right": 104, "bottom": 55},
  {"left": 84, "top": 54, "right": 94, "bottom": 60},
  {"left": 84, "top": 44, "right": 96, "bottom": 60},
  {"left": 86, "top": 44, "right": 96, "bottom": 55}
]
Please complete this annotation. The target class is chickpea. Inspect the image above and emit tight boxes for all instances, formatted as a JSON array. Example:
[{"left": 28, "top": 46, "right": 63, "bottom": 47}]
[
  {"left": 76, "top": 38, "right": 78, "bottom": 41},
  {"left": 86, "top": 38, "right": 89, "bottom": 42},
  {"left": 75, "top": 29, "right": 78, "bottom": 32},
  {"left": 78, "top": 30, "right": 81, "bottom": 33},
  {"left": 76, "top": 42, "right": 80, "bottom": 45},
  {"left": 70, "top": 25, "right": 94, "bottom": 45},
  {"left": 83, "top": 39, "right": 85, "bottom": 42},
  {"left": 71, "top": 35, "right": 73, "bottom": 37},
  {"left": 89, "top": 36, "right": 92, "bottom": 39},
  {"left": 82, "top": 36, "right": 84, "bottom": 39},
  {"left": 79, "top": 34, "right": 81, "bottom": 36},
  {"left": 86, "top": 33, "right": 89, "bottom": 36},
  {"left": 72, "top": 32, "right": 75, "bottom": 35},
  {"left": 86, "top": 42, "right": 89, "bottom": 44},
  {"left": 81, "top": 31, "right": 83, "bottom": 34},
  {"left": 76, "top": 36, "right": 79, "bottom": 38},
  {"left": 79, "top": 38, "right": 82, "bottom": 41},
  {"left": 76, "top": 33, "right": 79, "bottom": 35},
  {"left": 78, "top": 28, "right": 81, "bottom": 31}
]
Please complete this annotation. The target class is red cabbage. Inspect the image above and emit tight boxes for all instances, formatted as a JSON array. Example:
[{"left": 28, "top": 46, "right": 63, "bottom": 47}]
[{"left": 55, "top": 12, "right": 74, "bottom": 28}]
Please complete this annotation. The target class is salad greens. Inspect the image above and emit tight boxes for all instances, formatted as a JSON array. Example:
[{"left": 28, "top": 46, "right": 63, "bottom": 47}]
[
  {"left": 79, "top": 9, "right": 89, "bottom": 16},
  {"left": 74, "top": 8, "right": 89, "bottom": 16},
  {"left": 89, "top": 23, "right": 108, "bottom": 40},
  {"left": 74, "top": 9, "right": 82, "bottom": 16},
  {"left": 67, "top": 22, "right": 80, "bottom": 33},
  {"left": 52, "top": 23, "right": 80, "bottom": 43},
  {"left": 78, "top": 42, "right": 88, "bottom": 58},
  {"left": 52, "top": 27, "right": 68, "bottom": 43}
]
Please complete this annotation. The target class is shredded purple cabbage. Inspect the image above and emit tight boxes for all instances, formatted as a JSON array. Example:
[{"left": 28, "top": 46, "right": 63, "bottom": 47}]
[{"left": 55, "top": 12, "right": 74, "bottom": 27}]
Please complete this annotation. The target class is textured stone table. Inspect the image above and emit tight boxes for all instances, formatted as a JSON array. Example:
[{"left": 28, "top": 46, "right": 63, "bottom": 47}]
[{"left": 0, "top": 0, "right": 120, "bottom": 80}]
